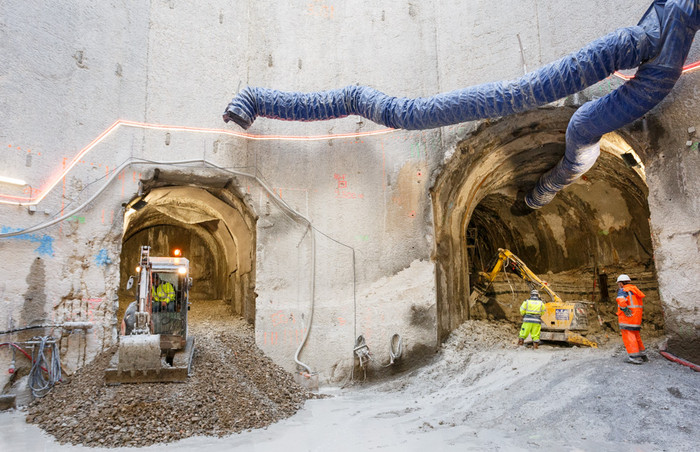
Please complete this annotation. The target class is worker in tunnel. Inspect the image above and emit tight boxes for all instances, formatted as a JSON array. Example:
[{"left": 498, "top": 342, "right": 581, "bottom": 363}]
[
  {"left": 616, "top": 274, "right": 648, "bottom": 365},
  {"left": 152, "top": 273, "right": 176, "bottom": 313},
  {"left": 518, "top": 289, "right": 546, "bottom": 349}
]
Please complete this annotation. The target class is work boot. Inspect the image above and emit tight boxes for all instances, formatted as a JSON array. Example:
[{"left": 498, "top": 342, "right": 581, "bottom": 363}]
[
  {"left": 517, "top": 338, "right": 524, "bottom": 347},
  {"left": 533, "top": 342, "right": 539, "bottom": 350},
  {"left": 641, "top": 353, "right": 649, "bottom": 362},
  {"left": 626, "top": 357, "right": 644, "bottom": 365}
]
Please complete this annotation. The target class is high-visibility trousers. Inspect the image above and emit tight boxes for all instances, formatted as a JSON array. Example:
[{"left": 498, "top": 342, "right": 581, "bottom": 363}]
[
  {"left": 519, "top": 322, "right": 542, "bottom": 342},
  {"left": 621, "top": 329, "right": 646, "bottom": 358}
]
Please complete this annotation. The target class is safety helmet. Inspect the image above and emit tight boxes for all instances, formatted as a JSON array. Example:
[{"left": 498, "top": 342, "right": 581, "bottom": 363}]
[
  {"left": 616, "top": 274, "right": 631, "bottom": 283},
  {"left": 530, "top": 289, "right": 540, "bottom": 298}
]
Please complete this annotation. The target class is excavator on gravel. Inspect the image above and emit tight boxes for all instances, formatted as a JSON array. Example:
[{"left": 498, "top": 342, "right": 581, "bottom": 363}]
[
  {"left": 105, "top": 246, "right": 195, "bottom": 383},
  {"left": 469, "top": 248, "right": 597, "bottom": 348}
]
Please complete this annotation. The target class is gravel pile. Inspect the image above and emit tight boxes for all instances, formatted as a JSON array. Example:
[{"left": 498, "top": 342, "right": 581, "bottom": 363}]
[{"left": 25, "top": 304, "right": 316, "bottom": 448}]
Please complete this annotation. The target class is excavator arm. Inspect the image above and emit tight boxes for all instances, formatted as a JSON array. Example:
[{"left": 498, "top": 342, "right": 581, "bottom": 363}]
[
  {"left": 470, "top": 248, "right": 560, "bottom": 305},
  {"left": 468, "top": 248, "right": 597, "bottom": 348},
  {"left": 494, "top": 249, "right": 562, "bottom": 303}
]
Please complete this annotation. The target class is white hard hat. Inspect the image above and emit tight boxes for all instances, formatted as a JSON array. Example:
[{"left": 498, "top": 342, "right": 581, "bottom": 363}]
[{"left": 616, "top": 274, "right": 631, "bottom": 283}]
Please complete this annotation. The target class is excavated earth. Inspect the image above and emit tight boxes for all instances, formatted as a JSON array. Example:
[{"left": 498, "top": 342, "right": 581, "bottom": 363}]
[{"left": 24, "top": 301, "right": 317, "bottom": 448}]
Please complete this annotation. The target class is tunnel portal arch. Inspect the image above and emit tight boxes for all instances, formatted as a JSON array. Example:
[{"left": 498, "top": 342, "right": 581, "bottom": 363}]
[
  {"left": 432, "top": 107, "right": 662, "bottom": 341},
  {"left": 118, "top": 184, "right": 257, "bottom": 324}
]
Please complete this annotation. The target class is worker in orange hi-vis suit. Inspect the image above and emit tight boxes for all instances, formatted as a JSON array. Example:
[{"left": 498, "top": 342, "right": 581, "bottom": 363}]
[{"left": 616, "top": 274, "right": 648, "bottom": 365}]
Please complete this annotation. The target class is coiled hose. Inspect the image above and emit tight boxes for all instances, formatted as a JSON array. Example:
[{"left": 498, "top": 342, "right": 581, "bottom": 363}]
[
  {"left": 224, "top": 0, "right": 699, "bottom": 209},
  {"left": 29, "top": 336, "right": 61, "bottom": 398}
]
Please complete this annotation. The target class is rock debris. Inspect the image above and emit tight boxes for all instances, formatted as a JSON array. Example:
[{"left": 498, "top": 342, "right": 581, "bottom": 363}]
[{"left": 26, "top": 307, "right": 317, "bottom": 448}]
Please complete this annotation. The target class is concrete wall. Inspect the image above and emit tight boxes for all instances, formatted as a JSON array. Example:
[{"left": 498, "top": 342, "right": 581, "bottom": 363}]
[{"left": 1, "top": 0, "right": 699, "bottom": 390}]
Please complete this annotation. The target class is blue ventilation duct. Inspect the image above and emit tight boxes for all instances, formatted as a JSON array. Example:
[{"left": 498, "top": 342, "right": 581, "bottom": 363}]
[{"left": 223, "top": 0, "right": 699, "bottom": 209}]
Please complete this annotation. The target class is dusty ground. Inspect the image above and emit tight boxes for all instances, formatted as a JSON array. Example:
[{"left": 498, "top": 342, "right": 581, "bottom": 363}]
[
  {"left": 356, "top": 320, "right": 699, "bottom": 451},
  {"left": 2, "top": 318, "right": 697, "bottom": 451},
  {"left": 23, "top": 300, "right": 316, "bottom": 448}
]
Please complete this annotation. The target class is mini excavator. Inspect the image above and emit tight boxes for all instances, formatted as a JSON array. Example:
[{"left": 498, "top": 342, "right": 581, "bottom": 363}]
[
  {"left": 105, "top": 246, "right": 195, "bottom": 383},
  {"left": 469, "top": 248, "right": 597, "bottom": 348}
]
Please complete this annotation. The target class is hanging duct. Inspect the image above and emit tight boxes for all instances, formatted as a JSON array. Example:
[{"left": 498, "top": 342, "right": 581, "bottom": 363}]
[{"left": 223, "top": 0, "right": 699, "bottom": 209}]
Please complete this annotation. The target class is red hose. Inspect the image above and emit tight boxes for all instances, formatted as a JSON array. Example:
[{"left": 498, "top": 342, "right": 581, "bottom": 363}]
[
  {"left": 0, "top": 342, "right": 49, "bottom": 373},
  {"left": 0, "top": 342, "right": 34, "bottom": 361},
  {"left": 659, "top": 341, "right": 700, "bottom": 372}
]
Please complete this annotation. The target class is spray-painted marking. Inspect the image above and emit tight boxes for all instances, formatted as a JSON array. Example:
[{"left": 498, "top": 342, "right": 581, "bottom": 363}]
[
  {"left": 409, "top": 141, "right": 425, "bottom": 160},
  {"left": 259, "top": 327, "right": 306, "bottom": 346},
  {"left": 85, "top": 297, "right": 104, "bottom": 339},
  {"left": 391, "top": 195, "right": 404, "bottom": 206},
  {"left": 307, "top": 1, "right": 335, "bottom": 19},
  {"left": 334, "top": 173, "right": 364, "bottom": 200},
  {"left": 95, "top": 248, "right": 112, "bottom": 266},
  {"left": 70, "top": 215, "right": 86, "bottom": 224},
  {"left": 271, "top": 310, "right": 296, "bottom": 327},
  {"left": 355, "top": 235, "right": 369, "bottom": 241},
  {"left": 0, "top": 226, "right": 54, "bottom": 256}
]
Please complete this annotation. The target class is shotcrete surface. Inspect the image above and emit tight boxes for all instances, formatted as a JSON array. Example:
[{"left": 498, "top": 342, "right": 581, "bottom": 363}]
[{"left": 1, "top": 320, "right": 696, "bottom": 451}]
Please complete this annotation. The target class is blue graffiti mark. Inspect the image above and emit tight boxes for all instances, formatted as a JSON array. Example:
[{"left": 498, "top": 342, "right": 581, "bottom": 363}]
[
  {"left": 95, "top": 248, "right": 112, "bottom": 266},
  {"left": 0, "top": 226, "right": 55, "bottom": 256}
]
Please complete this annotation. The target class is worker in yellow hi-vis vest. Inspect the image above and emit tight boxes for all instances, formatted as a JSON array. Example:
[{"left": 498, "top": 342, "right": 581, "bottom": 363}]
[
  {"left": 152, "top": 273, "right": 176, "bottom": 313},
  {"left": 518, "top": 289, "right": 546, "bottom": 349}
]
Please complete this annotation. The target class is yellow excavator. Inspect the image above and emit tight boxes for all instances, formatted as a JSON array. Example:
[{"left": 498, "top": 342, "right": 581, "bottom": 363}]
[
  {"left": 469, "top": 248, "right": 597, "bottom": 348},
  {"left": 105, "top": 246, "right": 195, "bottom": 383}
]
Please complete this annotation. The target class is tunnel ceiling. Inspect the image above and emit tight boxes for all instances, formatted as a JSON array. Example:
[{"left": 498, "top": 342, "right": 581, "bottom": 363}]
[
  {"left": 119, "top": 184, "right": 258, "bottom": 323},
  {"left": 432, "top": 107, "right": 655, "bottom": 339}
]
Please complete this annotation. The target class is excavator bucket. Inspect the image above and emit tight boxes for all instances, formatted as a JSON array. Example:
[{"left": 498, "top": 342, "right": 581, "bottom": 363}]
[
  {"left": 105, "top": 246, "right": 195, "bottom": 384},
  {"left": 105, "top": 335, "right": 195, "bottom": 384}
]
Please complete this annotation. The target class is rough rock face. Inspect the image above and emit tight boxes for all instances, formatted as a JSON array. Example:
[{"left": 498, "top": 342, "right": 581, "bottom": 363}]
[{"left": 25, "top": 311, "right": 317, "bottom": 448}]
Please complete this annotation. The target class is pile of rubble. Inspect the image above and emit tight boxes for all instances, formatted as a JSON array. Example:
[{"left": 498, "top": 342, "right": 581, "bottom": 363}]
[
  {"left": 25, "top": 308, "right": 316, "bottom": 448},
  {"left": 444, "top": 319, "right": 520, "bottom": 351}
]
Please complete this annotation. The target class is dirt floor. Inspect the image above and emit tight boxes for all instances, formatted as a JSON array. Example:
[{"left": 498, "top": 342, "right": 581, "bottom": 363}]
[
  {"left": 22, "top": 300, "right": 317, "bottom": 448},
  {"left": 1, "top": 318, "right": 697, "bottom": 451}
]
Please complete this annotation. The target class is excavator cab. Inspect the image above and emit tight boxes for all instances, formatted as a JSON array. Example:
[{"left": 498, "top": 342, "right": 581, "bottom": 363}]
[{"left": 105, "top": 246, "right": 195, "bottom": 384}]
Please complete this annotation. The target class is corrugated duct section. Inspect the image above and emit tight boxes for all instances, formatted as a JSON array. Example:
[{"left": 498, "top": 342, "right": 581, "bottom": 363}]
[{"left": 223, "top": 0, "right": 699, "bottom": 208}]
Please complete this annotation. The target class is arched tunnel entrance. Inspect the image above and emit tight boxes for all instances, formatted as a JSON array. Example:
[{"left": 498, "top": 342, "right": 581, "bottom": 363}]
[
  {"left": 117, "top": 180, "right": 256, "bottom": 326},
  {"left": 432, "top": 107, "right": 663, "bottom": 342}
]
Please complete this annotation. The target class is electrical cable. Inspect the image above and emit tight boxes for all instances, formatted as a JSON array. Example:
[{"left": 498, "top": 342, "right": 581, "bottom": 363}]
[
  {"left": 383, "top": 333, "right": 403, "bottom": 367},
  {"left": 502, "top": 256, "right": 517, "bottom": 306},
  {"left": 0, "top": 342, "right": 37, "bottom": 366},
  {"left": 28, "top": 336, "right": 61, "bottom": 398},
  {"left": 0, "top": 324, "right": 61, "bottom": 335}
]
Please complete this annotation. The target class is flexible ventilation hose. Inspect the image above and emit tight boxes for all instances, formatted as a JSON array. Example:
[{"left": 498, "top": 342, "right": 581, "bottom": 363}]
[{"left": 224, "top": 0, "right": 699, "bottom": 208}]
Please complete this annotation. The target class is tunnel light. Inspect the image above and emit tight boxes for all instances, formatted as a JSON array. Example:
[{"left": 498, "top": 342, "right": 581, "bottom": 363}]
[
  {"left": 173, "top": 249, "right": 182, "bottom": 257},
  {"left": 178, "top": 266, "right": 187, "bottom": 275},
  {"left": 0, "top": 176, "right": 27, "bottom": 186},
  {"left": 135, "top": 266, "right": 141, "bottom": 273}
]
